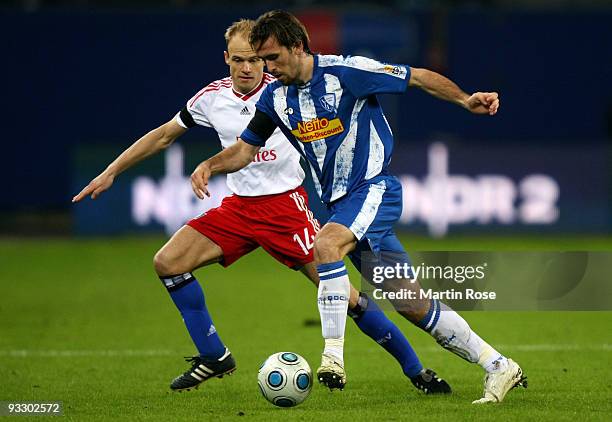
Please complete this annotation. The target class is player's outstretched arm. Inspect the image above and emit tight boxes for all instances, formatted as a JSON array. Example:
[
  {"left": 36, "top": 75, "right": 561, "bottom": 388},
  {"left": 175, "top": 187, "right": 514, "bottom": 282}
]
[
  {"left": 191, "top": 139, "right": 260, "bottom": 199},
  {"left": 72, "top": 119, "right": 186, "bottom": 202},
  {"left": 408, "top": 67, "right": 500, "bottom": 115}
]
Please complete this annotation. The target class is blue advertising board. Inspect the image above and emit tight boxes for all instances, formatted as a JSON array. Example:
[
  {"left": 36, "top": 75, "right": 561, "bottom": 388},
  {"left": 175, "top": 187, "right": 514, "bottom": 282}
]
[{"left": 73, "top": 141, "right": 611, "bottom": 236}]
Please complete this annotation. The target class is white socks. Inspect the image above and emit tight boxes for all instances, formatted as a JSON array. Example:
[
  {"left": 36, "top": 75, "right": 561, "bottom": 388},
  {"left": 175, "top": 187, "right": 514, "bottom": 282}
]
[
  {"left": 424, "top": 300, "right": 508, "bottom": 373},
  {"left": 317, "top": 262, "right": 350, "bottom": 363}
]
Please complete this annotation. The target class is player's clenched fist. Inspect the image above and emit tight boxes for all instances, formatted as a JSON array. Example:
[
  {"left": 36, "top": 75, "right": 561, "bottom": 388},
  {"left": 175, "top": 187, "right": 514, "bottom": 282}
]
[
  {"left": 191, "top": 161, "right": 212, "bottom": 199},
  {"left": 466, "top": 92, "right": 500, "bottom": 116},
  {"left": 72, "top": 172, "right": 115, "bottom": 202}
]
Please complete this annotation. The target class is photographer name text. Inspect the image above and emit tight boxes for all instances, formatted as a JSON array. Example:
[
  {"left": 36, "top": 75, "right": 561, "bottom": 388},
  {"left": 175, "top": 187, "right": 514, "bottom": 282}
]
[{"left": 373, "top": 288, "right": 497, "bottom": 301}]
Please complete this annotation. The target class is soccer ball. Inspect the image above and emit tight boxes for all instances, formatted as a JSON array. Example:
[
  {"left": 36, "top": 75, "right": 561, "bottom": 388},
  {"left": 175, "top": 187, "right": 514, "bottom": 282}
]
[{"left": 257, "top": 352, "right": 313, "bottom": 407}]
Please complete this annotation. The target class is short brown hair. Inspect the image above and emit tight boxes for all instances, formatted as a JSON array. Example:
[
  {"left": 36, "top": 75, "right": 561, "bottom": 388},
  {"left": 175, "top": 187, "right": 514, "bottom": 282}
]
[
  {"left": 224, "top": 19, "right": 255, "bottom": 45},
  {"left": 250, "top": 10, "right": 312, "bottom": 54}
]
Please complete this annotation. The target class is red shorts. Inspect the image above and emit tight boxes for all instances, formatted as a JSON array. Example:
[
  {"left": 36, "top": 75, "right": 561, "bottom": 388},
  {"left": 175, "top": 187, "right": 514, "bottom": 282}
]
[{"left": 187, "top": 186, "right": 320, "bottom": 269}]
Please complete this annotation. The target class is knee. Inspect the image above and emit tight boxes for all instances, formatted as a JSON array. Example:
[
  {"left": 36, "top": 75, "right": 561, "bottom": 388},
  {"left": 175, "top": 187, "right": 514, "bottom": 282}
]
[
  {"left": 314, "top": 234, "right": 341, "bottom": 263},
  {"left": 153, "top": 249, "right": 175, "bottom": 276}
]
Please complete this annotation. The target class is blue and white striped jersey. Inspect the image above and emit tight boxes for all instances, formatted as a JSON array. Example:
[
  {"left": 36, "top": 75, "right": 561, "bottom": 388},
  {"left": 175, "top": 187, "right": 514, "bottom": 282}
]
[{"left": 241, "top": 54, "right": 410, "bottom": 204}]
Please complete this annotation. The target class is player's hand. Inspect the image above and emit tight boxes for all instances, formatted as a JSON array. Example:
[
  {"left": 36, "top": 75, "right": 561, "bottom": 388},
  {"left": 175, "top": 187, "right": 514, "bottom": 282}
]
[
  {"left": 72, "top": 172, "right": 115, "bottom": 203},
  {"left": 466, "top": 92, "right": 500, "bottom": 115},
  {"left": 191, "top": 161, "right": 212, "bottom": 199}
]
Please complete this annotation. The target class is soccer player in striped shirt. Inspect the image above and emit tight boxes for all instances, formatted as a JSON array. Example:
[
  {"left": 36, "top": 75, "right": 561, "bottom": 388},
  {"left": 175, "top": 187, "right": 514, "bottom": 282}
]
[
  {"left": 73, "top": 19, "right": 450, "bottom": 395},
  {"left": 190, "top": 11, "right": 527, "bottom": 403}
]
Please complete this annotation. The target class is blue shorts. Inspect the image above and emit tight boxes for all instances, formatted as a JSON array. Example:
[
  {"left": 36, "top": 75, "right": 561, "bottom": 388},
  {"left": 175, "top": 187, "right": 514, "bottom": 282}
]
[{"left": 327, "top": 175, "right": 411, "bottom": 271}]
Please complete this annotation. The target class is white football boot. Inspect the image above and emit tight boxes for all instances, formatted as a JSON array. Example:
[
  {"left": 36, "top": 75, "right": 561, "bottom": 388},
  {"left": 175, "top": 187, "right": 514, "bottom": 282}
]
[
  {"left": 472, "top": 358, "right": 527, "bottom": 404},
  {"left": 316, "top": 353, "right": 346, "bottom": 390}
]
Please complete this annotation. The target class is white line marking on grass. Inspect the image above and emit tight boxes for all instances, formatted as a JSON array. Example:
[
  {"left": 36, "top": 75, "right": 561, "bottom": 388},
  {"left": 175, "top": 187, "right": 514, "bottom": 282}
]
[
  {"left": 0, "top": 349, "right": 176, "bottom": 357},
  {"left": 0, "top": 345, "right": 610, "bottom": 357},
  {"left": 423, "top": 344, "right": 612, "bottom": 352},
  {"left": 504, "top": 344, "right": 612, "bottom": 352}
]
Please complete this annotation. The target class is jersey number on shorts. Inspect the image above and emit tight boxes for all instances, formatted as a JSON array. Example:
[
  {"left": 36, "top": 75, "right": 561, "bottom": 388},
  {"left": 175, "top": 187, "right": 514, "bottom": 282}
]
[{"left": 293, "top": 228, "right": 315, "bottom": 255}]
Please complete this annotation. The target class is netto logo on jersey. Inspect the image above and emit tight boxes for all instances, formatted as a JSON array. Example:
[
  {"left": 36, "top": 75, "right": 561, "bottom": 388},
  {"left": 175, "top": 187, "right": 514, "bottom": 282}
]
[{"left": 291, "top": 117, "right": 344, "bottom": 143}]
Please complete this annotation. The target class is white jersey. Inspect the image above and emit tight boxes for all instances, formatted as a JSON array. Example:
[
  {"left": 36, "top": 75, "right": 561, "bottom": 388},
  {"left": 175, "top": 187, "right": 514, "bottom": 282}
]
[{"left": 175, "top": 74, "right": 305, "bottom": 196}]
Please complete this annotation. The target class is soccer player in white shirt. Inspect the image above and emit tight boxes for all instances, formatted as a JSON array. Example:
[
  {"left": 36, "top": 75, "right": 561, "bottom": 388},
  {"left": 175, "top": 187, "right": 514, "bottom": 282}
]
[
  {"left": 190, "top": 11, "right": 527, "bottom": 403},
  {"left": 73, "top": 19, "right": 450, "bottom": 394}
]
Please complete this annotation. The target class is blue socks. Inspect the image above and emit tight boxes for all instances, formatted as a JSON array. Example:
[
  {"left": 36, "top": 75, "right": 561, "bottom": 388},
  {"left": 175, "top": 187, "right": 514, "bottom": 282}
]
[
  {"left": 159, "top": 272, "right": 423, "bottom": 377},
  {"left": 160, "top": 273, "right": 225, "bottom": 360},
  {"left": 350, "top": 294, "right": 423, "bottom": 378}
]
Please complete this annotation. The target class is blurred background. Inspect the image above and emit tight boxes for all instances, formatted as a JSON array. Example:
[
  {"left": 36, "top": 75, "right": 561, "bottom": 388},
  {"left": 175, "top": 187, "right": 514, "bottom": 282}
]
[
  {"left": 2, "top": 0, "right": 611, "bottom": 238},
  {"left": 2, "top": 3, "right": 611, "bottom": 417}
]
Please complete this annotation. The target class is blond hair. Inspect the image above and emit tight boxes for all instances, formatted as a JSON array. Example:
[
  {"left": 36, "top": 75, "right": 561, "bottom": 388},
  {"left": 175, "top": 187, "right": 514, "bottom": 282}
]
[{"left": 224, "top": 19, "right": 255, "bottom": 45}]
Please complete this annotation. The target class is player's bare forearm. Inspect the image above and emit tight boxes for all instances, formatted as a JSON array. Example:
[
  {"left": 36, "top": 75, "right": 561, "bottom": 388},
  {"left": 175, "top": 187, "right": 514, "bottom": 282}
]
[
  {"left": 191, "top": 139, "right": 259, "bottom": 199},
  {"left": 409, "top": 67, "right": 469, "bottom": 108},
  {"left": 408, "top": 67, "right": 500, "bottom": 115},
  {"left": 105, "top": 120, "right": 185, "bottom": 178},
  {"left": 207, "top": 140, "right": 259, "bottom": 176},
  {"left": 72, "top": 119, "right": 186, "bottom": 202}
]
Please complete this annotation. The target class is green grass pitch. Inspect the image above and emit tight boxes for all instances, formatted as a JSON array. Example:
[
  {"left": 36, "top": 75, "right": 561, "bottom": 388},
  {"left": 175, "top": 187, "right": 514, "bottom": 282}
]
[{"left": 1, "top": 235, "right": 611, "bottom": 421}]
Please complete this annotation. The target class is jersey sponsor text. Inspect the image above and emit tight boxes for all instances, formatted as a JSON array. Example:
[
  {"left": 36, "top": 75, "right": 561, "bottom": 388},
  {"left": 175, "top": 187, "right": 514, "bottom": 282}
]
[{"left": 291, "top": 117, "right": 344, "bottom": 143}]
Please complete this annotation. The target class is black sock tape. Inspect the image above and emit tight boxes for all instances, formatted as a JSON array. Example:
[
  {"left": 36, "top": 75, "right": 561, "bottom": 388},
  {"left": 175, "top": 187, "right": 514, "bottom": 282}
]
[
  {"left": 159, "top": 272, "right": 195, "bottom": 291},
  {"left": 347, "top": 292, "right": 370, "bottom": 319}
]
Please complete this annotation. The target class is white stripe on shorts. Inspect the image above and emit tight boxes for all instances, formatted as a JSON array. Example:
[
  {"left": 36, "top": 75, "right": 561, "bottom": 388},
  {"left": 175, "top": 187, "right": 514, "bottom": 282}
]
[
  {"left": 290, "top": 191, "right": 321, "bottom": 233},
  {"left": 349, "top": 180, "right": 387, "bottom": 240}
]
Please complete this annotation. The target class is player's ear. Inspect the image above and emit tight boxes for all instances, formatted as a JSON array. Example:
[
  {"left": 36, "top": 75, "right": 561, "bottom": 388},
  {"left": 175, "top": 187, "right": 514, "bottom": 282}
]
[
  {"left": 293, "top": 42, "right": 304, "bottom": 55},
  {"left": 224, "top": 51, "right": 230, "bottom": 65}
]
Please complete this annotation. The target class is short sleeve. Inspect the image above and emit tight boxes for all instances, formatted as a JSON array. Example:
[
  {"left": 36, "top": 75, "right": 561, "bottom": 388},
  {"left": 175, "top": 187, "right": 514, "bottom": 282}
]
[
  {"left": 175, "top": 107, "right": 196, "bottom": 128},
  {"left": 334, "top": 56, "right": 410, "bottom": 98},
  {"left": 241, "top": 109, "right": 277, "bottom": 147},
  {"left": 175, "top": 87, "right": 215, "bottom": 129}
]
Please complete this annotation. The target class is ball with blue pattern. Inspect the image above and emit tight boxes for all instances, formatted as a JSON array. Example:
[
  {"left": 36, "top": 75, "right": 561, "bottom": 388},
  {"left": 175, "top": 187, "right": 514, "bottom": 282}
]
[{"left": 257, "top": 352, "right": 313, "bottom": 407}]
